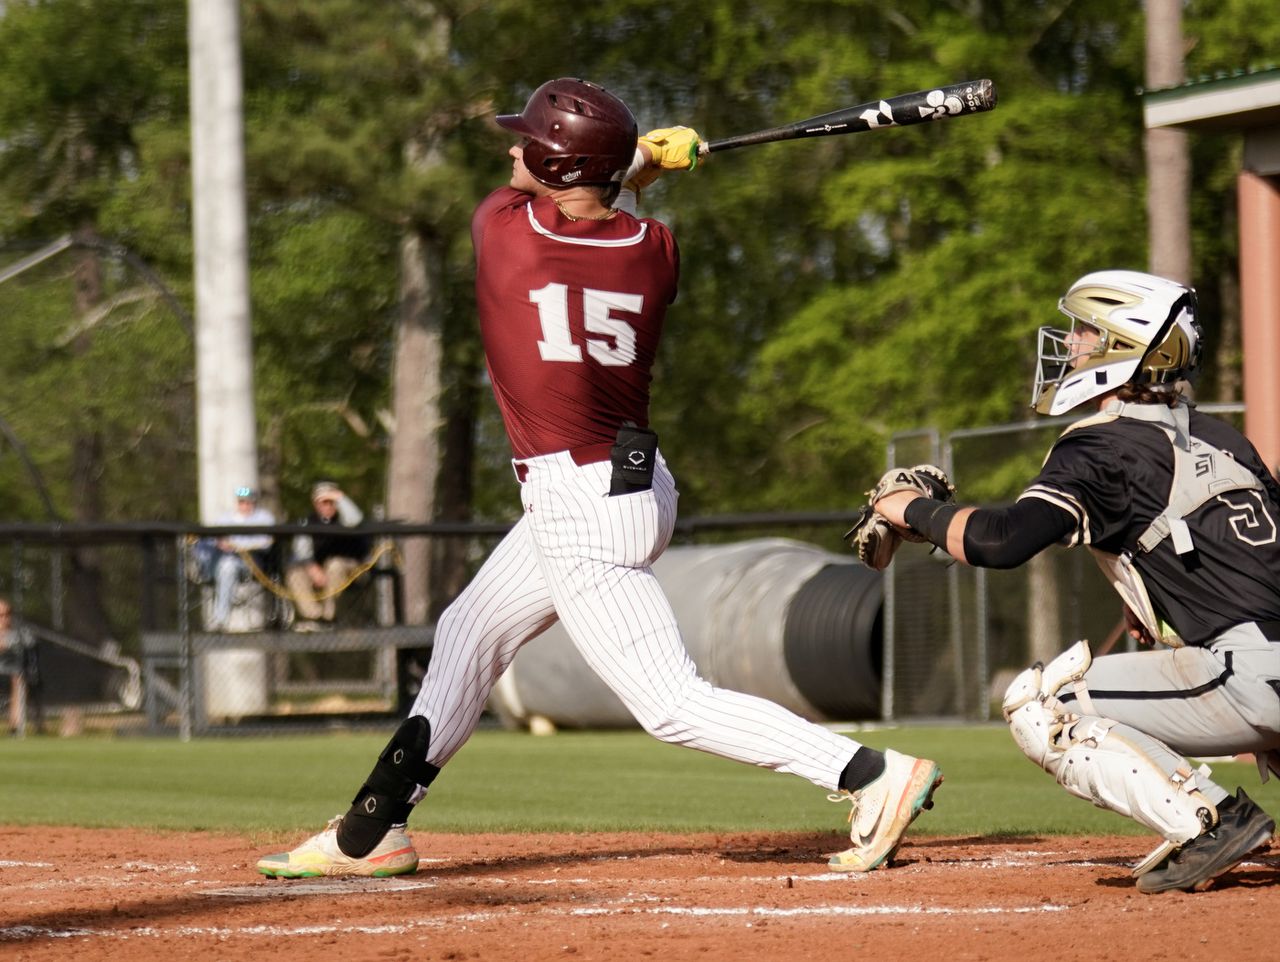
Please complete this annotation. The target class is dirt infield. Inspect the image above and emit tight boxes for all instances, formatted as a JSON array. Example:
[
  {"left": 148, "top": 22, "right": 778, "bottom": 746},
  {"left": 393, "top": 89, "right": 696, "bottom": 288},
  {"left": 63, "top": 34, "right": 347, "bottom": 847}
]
[{"left": 0, "top": 827, "right": 1276, "bottom": 961}]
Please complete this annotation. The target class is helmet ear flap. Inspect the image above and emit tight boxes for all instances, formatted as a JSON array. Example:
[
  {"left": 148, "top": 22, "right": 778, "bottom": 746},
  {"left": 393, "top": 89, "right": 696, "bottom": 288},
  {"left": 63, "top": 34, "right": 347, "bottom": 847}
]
[
  {"left": 533, "top": 152, "right": 589, "bottom": 180},
  {"left": 1138, "top": 291, "right": 1202, "bottom": 385}
]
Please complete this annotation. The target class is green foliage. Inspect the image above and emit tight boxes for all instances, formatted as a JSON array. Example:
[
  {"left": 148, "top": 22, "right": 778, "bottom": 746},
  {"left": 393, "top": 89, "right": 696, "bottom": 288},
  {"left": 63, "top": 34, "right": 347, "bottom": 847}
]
[
  {"left": 1186, "top": 1, "right": 1280, "bottom": 73},
  {"left": 651, "top": 2, "right": 1149, "bottom": 510},
  {"left": 2, "top": 727, "right": 1278, "bottom": 838},
  {"left": 0, "top": 0, "right": 186, "bottom": 235},
  {"left": 0, "top": 252, "right": 196, "bottom": 520},
  {"left": 250, "top": 205, "right": 397, "bottom": 513},
  {"left": 0, "top": 1, "right": 1268, "bottom": 525}
]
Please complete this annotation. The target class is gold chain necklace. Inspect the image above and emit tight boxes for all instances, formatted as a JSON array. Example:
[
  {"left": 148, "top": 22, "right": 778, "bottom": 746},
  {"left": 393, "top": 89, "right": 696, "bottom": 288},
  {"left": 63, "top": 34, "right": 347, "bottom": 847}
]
[{"left": 553, "top": 198, "right": 616, "bottom": 222}]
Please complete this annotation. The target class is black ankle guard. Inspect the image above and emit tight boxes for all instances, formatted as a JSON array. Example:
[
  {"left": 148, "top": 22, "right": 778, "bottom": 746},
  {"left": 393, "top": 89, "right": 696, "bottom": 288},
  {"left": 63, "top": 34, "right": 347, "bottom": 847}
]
[{"left": 337, "top": 715, "right": 440, "bottom": 858}]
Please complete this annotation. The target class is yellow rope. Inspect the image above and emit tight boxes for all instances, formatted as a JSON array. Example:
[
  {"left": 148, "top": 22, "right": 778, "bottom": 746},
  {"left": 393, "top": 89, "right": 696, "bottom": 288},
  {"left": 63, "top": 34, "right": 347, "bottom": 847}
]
[{"left": 237, "top": 541, "right": 399, "bottom": 603}]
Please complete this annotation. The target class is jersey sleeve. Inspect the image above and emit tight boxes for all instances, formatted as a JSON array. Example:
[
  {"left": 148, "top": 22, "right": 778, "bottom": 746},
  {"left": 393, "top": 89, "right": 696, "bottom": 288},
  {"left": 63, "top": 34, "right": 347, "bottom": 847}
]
[
  {"left": 961, "top": 498, "right": 1078, "bottom": 568},
  {"left": 1017, "top": 429, "right": 1131, "bottom": 547},
  {"left": 471, "top": 187, "right": 530, "bottom": 259}
]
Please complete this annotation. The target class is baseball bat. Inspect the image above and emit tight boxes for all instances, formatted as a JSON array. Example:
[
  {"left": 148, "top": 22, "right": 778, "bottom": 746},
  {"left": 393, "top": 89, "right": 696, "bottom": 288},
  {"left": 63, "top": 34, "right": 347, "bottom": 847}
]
[{"left": 698, "top": 79, "right": 997, "bottom": 155}]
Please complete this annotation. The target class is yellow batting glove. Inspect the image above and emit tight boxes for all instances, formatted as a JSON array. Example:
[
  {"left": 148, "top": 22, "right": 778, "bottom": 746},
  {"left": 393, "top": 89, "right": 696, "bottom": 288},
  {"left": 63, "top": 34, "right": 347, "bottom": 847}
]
[{"left": 638, "top": 126, "right": 704, "bottom": 172}]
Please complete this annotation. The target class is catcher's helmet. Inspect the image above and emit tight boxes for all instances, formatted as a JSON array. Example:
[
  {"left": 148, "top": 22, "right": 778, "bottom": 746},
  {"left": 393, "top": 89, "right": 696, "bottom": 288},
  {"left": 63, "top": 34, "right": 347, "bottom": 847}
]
[
  {"left": 1031, "top": 270, "right": 1202, "bottom": 415},
  {"left": 496, "top": 78, "right": 637, "bottom": 190}
]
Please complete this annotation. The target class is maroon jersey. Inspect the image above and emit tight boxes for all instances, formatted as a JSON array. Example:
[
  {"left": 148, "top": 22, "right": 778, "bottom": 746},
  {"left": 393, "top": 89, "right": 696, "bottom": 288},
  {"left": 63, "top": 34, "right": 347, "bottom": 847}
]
[{"left": 471, "top": 187, "right": 679, "bottom": 460}]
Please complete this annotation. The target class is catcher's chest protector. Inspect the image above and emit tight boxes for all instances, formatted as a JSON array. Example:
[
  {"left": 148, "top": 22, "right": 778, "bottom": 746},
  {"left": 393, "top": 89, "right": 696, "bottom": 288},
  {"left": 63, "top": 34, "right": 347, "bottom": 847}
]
[{"left": 1060, "top": 399, "right": 1266, "bottom": 647}]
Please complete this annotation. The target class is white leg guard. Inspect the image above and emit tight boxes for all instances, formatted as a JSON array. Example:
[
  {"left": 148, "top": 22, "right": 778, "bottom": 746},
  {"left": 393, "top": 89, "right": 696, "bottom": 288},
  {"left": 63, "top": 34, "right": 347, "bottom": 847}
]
[
  {"left": 1052, "top": 717, "right": 1216, "bottom": 843},
  {"left": 1002, "top": 639, "right": 1095, "bottom": 718},
  {"left": 1003, "top": 641, "right": 1216, "bottom": 845}
]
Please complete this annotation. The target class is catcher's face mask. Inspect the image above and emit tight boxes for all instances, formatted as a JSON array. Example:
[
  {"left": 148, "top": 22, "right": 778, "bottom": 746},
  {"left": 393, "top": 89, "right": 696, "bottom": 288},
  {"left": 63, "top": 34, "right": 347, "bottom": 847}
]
[{"left": 1031, "top": 320, "right": 1108, "bottom": 414}]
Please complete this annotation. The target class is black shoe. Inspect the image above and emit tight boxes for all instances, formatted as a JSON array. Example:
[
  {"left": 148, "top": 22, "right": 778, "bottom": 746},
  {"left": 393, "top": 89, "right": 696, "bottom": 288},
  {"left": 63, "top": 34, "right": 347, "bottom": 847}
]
[{"left": 1137, "top": 788, "right": 1275, "bottom": 894}]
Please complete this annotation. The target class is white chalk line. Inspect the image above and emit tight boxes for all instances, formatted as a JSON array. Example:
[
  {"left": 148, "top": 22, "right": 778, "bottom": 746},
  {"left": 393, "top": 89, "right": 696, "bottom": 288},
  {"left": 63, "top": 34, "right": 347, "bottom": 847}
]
[
  {"left": 6, "top": 846, "right": 1233, "bottom": 898},
  {"left": 122, "top": 860, "right": 200, "bottom": 873},
  {"left": 195, "top": 867, "right": 1053, "bottom": 900},
  {"left": 577, "top": 904, "right": 1071, "bottom": 918},
  {"left": 0, "top": 854, "right": 1179, "bottom": 902},
  {"left": 0, "top": 901, "right": 1069, "bottom": 942},
  {"left": 203, "top": 877, "right": 439, "bottom": 897},
  {"left": 10, "top": 849, "right": 1268, "bottom": 944}
]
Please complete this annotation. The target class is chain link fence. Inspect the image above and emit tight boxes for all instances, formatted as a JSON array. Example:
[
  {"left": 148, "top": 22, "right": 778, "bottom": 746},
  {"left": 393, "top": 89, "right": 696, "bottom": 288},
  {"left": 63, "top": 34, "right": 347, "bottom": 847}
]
[
  {"left": 883, "top": 403, "right": 1248, "bottom": 722},
  {"left": 0, "top": 513, "right": 860, "bottom": 738},
  {"left": 4, "top": 403, "right": 1246, "bottom": 740},
  {"left": 0, "top": 523, "right": 479, "bottom": 738}
]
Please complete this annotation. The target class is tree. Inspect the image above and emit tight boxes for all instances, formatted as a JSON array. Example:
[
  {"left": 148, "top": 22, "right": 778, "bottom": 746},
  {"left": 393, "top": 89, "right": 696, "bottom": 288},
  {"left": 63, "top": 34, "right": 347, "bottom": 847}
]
[
  {"left": 1, "top": 0, "right": 1272, "bottom": 545},
  {"left": 236, "top": 1, "right": 490, "bottom": 620},
  {"left": 0, "top": 0, "right": 189, "bottom": 640},
  {"left": 618, "top": 2, "right": 1151, "bottom": 508}
]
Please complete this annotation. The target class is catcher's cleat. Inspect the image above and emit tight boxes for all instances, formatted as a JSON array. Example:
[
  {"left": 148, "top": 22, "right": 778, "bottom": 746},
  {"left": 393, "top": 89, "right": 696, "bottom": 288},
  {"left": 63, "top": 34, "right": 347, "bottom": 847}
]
[
  {"left": 827, "top": 749, "right": 943, "bottom": 872},
  {"left": 1135, "top": 788, "right": 1274, "bottom": 894},
  {"left": 257, "top": 816, "right": 419, "bottom": 879}
]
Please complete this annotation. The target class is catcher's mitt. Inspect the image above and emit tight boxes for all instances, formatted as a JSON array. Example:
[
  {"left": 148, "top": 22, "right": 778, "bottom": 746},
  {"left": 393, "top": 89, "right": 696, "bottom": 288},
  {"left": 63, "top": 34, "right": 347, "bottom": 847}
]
[{"left": 844, "top": 464, "right": 955, "bottom": 570}]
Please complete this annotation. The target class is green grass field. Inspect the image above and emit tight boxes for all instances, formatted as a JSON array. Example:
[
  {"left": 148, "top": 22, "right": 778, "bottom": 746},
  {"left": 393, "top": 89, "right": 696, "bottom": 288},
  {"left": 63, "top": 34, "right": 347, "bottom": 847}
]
[{"left": 2, "top": 724, "right": 1277, "bottom": 839}]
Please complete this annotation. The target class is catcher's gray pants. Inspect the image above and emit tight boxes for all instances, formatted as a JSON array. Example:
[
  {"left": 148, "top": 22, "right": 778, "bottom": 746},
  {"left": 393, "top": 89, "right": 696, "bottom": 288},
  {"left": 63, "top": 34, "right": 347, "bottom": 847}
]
[{"left": 1060, "top": 622, "right": 1280, "bottom": 802}]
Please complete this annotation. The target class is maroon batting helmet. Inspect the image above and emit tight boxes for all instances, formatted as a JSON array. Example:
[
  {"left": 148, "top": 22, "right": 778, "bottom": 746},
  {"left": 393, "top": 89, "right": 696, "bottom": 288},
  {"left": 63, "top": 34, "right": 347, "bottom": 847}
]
[{"left": 496, "top": 78, "right": 638, "bottom": 190}]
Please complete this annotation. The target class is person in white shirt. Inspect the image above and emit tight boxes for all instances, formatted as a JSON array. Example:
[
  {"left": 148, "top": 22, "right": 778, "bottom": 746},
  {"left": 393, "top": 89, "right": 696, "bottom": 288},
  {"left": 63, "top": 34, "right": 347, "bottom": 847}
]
[{"left": 208, "top": 486, "right": 276, "bottom": 631}]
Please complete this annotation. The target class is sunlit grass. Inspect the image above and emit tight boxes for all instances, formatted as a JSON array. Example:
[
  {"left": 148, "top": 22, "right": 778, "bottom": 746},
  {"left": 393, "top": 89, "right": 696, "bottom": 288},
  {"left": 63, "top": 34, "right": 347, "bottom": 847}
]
[{"left": 2, "top": 725, "right": 1275, "bottom": 839}]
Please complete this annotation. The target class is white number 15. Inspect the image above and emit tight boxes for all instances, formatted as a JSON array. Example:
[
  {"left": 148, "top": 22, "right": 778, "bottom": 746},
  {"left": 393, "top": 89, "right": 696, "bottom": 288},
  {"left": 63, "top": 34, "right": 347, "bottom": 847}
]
[{"left": 530, "top": 283, "right": 642, "bottom": 367}]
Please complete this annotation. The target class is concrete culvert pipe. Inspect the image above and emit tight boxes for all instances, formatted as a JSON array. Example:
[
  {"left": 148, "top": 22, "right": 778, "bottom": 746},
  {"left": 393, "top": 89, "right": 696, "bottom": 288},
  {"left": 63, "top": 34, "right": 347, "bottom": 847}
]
[{"left": 487, "top": 538, "right": 882, "bottom": 731}]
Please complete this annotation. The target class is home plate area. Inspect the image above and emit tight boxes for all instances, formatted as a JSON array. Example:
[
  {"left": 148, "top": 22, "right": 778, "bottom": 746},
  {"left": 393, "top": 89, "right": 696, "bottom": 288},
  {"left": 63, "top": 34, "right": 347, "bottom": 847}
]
[{"left": 0, "top": 828, "right": 1276, "bottom": 961}]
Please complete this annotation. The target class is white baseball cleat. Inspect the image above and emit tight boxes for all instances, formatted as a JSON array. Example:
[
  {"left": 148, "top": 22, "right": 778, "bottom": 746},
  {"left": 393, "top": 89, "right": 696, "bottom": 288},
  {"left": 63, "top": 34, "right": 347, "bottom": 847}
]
[
  {"left": 827, "top": 749, "right": 943, "bottom": 872},
  {"left": 256, "top": 816, "right": 419, "bottom": 878}
]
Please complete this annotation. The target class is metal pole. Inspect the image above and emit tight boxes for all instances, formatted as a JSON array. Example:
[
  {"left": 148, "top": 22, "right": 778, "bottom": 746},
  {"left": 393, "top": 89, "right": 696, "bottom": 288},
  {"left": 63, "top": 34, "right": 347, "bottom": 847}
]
[
  {"left": 50, "top": 549, "right": 64, "bottom": 631},
  {"left": 0, "top": 235, "right": 74, "bottom": 286},
  {"left": 880, "top": 436, "right": 898, "bottom": 722},
  {"left": 11, "top": 541, "right": 25, "bottom": 738},
  {"left": 975, "top": 566, "right": 989, "bottom": 720},
  {"left": 189, "top": 1, "right": 271, "bottom": 720},
  {"left": 176, "top": 536, "right": 192, "bottom": 742}
]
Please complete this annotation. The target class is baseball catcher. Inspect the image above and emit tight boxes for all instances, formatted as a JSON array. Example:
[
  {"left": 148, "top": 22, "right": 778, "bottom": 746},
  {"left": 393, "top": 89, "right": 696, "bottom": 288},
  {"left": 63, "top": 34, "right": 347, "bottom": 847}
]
[
  {"left": 845, "top": 464, "right": 955, "bottom": 569},
  {"left": 873, "top": 270, "right": 1279, "bottom": 894}
]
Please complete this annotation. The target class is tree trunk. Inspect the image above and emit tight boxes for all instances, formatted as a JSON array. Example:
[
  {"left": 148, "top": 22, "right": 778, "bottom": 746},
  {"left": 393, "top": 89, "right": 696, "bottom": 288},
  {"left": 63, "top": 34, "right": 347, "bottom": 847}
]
[
  {"left": 1145, "top": 0, "right": 1191, "bottom": 284},
  {"left": 1216, "top": 195, "right": 1243, "bottom": 403},
  {"left": 385, "top": 226, "right": 444, "bottom": 625},
  {"left": 68, "top": 227, "right": 113, "bottom": 645},
  {"left": 431, "top": 370, "right": 478, "bottom": 615},
  {"left": 383, "top": 7, "right": 458, "bottom": 626}
]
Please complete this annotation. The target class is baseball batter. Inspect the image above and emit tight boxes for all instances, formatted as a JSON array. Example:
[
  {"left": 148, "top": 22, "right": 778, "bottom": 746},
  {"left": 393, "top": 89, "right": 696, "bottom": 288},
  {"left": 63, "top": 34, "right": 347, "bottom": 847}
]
[
  {"left": 258, "top": 78, "right": 941, "bottom": 879},
  {"left": 875, "top": 270, "right": 1280, "bottom": 893}
]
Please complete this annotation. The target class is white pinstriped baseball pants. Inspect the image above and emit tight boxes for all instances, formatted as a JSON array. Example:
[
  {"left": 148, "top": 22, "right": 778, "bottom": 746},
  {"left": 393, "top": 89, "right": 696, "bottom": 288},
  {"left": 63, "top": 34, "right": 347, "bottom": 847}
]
[{"left": 408, "top": 449, "right": 861, "bottom": 791}]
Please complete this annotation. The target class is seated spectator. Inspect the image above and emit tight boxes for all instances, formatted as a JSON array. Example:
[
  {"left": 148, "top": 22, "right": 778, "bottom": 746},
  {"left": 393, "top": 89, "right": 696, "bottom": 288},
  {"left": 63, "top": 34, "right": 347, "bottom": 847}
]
[
  {"left": 285, "top": 482, "right": 370, "bottom": 631},
  {"left": 0, "top": 597, "right": 34, "bottom": 734},
  {"left": 202, "top": 486, "right": 276, "bottom": 631}
]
